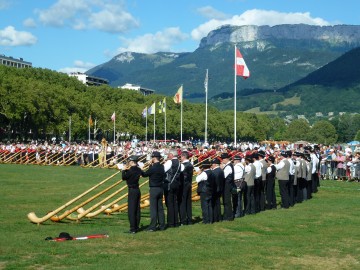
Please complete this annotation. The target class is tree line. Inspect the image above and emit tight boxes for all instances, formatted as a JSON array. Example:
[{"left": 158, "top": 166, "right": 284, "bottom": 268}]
[{"left": 0, "top": 66, "right": 358, "bottom": 144}]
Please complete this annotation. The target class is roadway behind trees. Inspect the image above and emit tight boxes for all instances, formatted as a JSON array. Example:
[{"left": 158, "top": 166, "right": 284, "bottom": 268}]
[{"left": 0, "top": 65, "right": 359, "bottom": 144}]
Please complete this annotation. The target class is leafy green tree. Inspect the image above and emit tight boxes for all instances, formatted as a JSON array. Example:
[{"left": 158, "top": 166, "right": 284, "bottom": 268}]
[
  {"left": 284, "top": 119, "right": 310, "bottom": 142},
  {"left": 308, "top": 120, "right": 338, "bottom": 145}
]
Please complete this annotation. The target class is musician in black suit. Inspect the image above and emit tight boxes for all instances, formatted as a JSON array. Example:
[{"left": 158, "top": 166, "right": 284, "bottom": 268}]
[
  {"left": 122, "top": 155, "right": 142, "bottom": 234},
  {"left": 265, "top": 156, "right": 277, "bottom": 209},
  {"left": 142, "top": 151, "right": 166, "bottom": 231},
  {"left": 196, "top": 159, "right": 215, "bottom": 224},
  {"left": 221, "top": 153, "right": 235, "bottom": 221},
  {"left": 211, "top": 157, "right": 225, "bottom": 222},
  {"left": 179, "top": 151, "right": 194, "bottom": 225}
]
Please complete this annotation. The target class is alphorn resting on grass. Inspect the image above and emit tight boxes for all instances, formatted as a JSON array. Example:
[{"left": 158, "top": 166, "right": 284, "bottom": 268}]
[{"left": 27, "top": 171, "right": 121, "bottom": 225}]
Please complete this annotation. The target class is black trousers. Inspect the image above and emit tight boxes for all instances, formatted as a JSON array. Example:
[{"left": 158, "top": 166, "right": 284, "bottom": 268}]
[
  {"left": 200, "top": 193, "right": 213, "bottom": 224},
  {"left": 149, "top": 187, "right": 165, "bottom": 230},
  {"left": 233, "top": 190, "right": 245, "bottom": 217},
  {"left": 260, "top": 180, "right": 266, "bottom": 211},
  {"left": 306, "top": 180, "right": 313, "bottom": 199},
  {"left": 179, "top": 182, "right": 192, "bottom": 225},
  {"left": 166, "top": 188, "right": 179, "bottom": 227},
  {"left": 223, "top": 182, "right": 234, "bottom": 221},
  {"left": 312, "top": 173, "right": 319, "bottom": 193},
  {"left": 212, "top": 192, "right": 222, "bottom": 222},
  {"left": 297, "top": 178, "right": 306, "bottom": 203},
  {"left": 245, "top": 185, "right": 255, "bottom": 214},
  {"left": 278, "top": 180, "right": 290, "bottom": 208},
  {"left": 127, "top": 188, "right": 141, "bottom": 232},
  {"left": 266, "top": 178, "right": 277, "bottom": 209},
  {"left": 254, "top": 177, "right": 261, "bottom": 213},
  {"left": 288, "top": 175, "right": 295, "bottom": 207}
]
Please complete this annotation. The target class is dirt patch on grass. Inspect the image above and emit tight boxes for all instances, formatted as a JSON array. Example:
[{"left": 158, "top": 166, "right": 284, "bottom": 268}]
[{"left": 286, "top": 255, "right": 359, "bottom": 269}]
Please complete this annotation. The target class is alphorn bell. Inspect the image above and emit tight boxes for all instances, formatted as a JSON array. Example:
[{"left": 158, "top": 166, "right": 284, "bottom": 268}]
[
  {"left": 27, "top": 170, "right": 121, "bottom": 224},
  {"left": 72, "top": 181, "right": 131, "bottom": 220},
  {"left": 102, "top": 179, "right": 150, "bottom": 215}
]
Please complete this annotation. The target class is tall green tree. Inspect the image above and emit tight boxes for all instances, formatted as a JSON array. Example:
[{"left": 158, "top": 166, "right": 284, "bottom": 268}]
[
  {"left": 308, "top": 120, "right": 338, "bottom": 145},
  {"left": 284, "top": 119, "right": 311, "bottom": 142}
]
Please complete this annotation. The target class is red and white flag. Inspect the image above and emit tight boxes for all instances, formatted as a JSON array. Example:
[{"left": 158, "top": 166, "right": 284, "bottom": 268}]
[
  {"left": 173, "top": 85, "right": 183, "bottom": 104},
  {"left": 111, "top": 112, "right": 115, "bottom": 122},
  {"left": 235, "top": 48, "right": 250, "bottom": 79}
]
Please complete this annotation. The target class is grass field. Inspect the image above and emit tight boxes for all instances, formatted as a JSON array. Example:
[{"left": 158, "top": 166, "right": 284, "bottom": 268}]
[{"left": 0, "top": 164, "right": 360, "bottom": 269}]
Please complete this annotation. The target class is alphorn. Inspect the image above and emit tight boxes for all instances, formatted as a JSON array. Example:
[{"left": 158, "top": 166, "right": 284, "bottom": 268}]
[
  {"left": 58, "top": 152, "right": 76, "bottom": 166},
  {"left": 25, "top": 153, "right": 37, "bottom": 165},
  {"left": 100, "top": 179, "right": 150, "bottom": 215},
  {"left": 48, "top": 153, "right": 66, "bottom": 166},
  {"left": 3, "top": 151, "right": 23, "bottom": 164},
  {"left": 50, "top": 180, "right": 123, "bottom": 222},
  {"left": 27, "top": 170, "right": 121, "bottom": 224},
  {"left": 64, "top": 152, "right": 77, "bottom": 166},
  {"left": 39, "top": 152, "right": 58, "bottom": 165},
  {"left": 0, "top": 151, "right": 7, "bottom": 161},
  {"left": 71, "top": 182, "right": 130, "bottom": 220}
]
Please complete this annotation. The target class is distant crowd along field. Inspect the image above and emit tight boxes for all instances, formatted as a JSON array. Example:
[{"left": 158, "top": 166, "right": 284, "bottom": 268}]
[{"left": 1, "top": 139, "right": 359, "bottom": 181}]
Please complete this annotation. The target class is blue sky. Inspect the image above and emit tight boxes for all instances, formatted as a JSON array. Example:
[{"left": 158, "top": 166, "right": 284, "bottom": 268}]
[{"left": 1, "top": 0, "right": 359, "bottom": 73}]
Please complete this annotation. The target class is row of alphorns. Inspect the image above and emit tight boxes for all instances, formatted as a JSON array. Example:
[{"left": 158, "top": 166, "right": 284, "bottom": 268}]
[{"left": 26, "top": 152, "right": 220, "bottom": 225}]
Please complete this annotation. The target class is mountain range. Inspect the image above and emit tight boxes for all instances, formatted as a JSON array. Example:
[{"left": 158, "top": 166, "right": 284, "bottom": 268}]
[{"left": 87, "top": 24, "right": 360, "bottom": 114}]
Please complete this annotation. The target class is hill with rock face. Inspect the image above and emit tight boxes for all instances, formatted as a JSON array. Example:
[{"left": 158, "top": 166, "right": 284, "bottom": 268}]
[{"left": 87, "top": 24, "right": 360, "bottom": 107}]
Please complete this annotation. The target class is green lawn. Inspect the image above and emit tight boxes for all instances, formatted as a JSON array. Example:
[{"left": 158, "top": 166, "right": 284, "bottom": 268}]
[{"left": 0, "top": 164, "right": 359, "bottom": 269}]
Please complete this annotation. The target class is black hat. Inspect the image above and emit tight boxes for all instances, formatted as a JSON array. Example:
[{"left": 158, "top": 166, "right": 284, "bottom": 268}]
[
  {"left": 201, "top": 159, "right": 212, "bottom": 169},
  {"left": 220, "top": 153, "right": 230, "bottom": 159},
  {"left": 267, "top": 156, "right": 275, "bottom": 163},
  {"left": 245, "top": 154, "right": 253, "bottom": 162},
  {"left": 151, "top": 151, "right": 161, "bottom": 158},
  {"left": 233, "top": 155, "right": 242, "bottom": 161},
  {"left": 286, "top": 151, "right": 293, "bottom": 157},
  {"left": 252, "top": 153, "right": 259, "bottom": 159},
  {"left": 280, "top": 151, "right": 288, "bottom": 158},
  {"left": 258, "top": 150, "right": 266, "bottom": 157},
  {"left": 293, "top": 151, "right": 302, "bottom": 157},
  {"left": 212, "top": 158, "right": 221, "bottom": 165},
  {"left": 128, "top": 155, "right": 139, "bottom": 162}
]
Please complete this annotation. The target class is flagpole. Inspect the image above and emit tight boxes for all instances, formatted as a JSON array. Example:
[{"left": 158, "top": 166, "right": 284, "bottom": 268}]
[
  {"left": 181, "top": 84, "right": 183, "bottom": 142},
  {"left": 113, "top": 112, "right": 116, "bottom": 144},
  {"left": 145, "top": 108, "right": 148, "bottom": 143},
  {"left": 164, "top": 99, "right": 167, "bottom": 142},
  {"left": 234, "top": 45, "right": 237, "bottom": 146},
  {"left": 153, "top": 105, "right": 156, "bottom": 142},
  {"left": 94, "top": 119, "right": 97, "bottom": 140},
  {"left": 88, "top": 116, "right": 91, "bottom": 143},
  {"left": 69, "top": 116, "right": 71, "bottom": 143},
  {"left": 205, "top": 69, "right": 208, "bottom": 144}
]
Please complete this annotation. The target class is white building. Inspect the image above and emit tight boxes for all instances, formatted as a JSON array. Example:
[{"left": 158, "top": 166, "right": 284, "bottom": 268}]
[
  {"left": 68, "top": 72, "right": 108, "bottom": 86},
  {"left": 0, "top": 54, "right": 32, "bottom": 68},
  {"left": 120, "top": 83, "right": 154, "bottom": 96}
]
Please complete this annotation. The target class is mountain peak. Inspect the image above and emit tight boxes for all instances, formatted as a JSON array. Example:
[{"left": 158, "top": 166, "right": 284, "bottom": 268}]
[
  {"left": 200, "top": 24, "right": 360, "bottom": 48},
  {"left": 114, "top": 52, "right": 135, "bottom": 63}
]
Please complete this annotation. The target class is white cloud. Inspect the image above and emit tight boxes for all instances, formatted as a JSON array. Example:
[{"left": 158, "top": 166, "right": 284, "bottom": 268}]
[
  {"left": 191, "top": 9, "right": 331, "bottom": 41},
  {"left": 23, "top": 18, "right": 37, "bottom": 28},
  {"left": 36, "top": 0, "right": 89, "bottom": 27},
  {"left": 197, "top": 6, "right": 229, "bottom": 20},
  {"left": 89, "top": 4, "right": 139, "bottom": 33},
  {"left": 115, "top": 27, "right": 188, "bottom": 55},
  {"left": 0, "top": 26, "right": 37, "bottom": 46},
  {"left": 58, "top": 60, "right": 96, "bottom": 73},
  {"left": 36, "top": 0, "right": 139, "bottom": 33}
]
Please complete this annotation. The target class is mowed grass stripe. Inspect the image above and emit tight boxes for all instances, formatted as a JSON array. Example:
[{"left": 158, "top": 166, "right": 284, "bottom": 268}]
[{"left": 0, "top": 164, "right": 359, "bottom": 269}]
